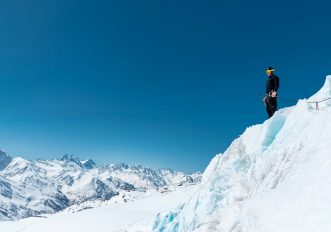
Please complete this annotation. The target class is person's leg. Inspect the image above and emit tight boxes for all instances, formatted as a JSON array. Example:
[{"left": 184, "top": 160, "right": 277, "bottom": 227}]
[
  {"left": 274, "top": 97, "right": 278, "bottom": 111},
  {"left": 269, "top": 97, "right": 277, "bottom": 117},
  {"left": 266, "top": 98, "right": 273, "bottom": 118}
]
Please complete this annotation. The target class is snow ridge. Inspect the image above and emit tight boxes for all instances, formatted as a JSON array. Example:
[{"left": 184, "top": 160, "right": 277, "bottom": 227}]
[{"left": 134, "top": 76, "right": 331, "bottom": 232}]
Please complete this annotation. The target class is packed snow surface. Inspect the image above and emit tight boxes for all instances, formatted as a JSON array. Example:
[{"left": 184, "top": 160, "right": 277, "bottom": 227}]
[
  {"left": 0, "top": 186, "right": 195, "bottom": 232},
  {"left": 127, "top": 76, "right": 331, "bottom": 232}
]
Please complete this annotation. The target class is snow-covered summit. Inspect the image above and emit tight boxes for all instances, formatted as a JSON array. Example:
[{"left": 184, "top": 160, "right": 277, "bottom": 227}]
[
  {"left": 59, "top": 154, "right": 87, "bottom": 167},
  {"left": 81, "top": 159, "right": 96, "bottom": 169},
  {"left": 137, "top": 76, "right": 331, "bottom": 232},
  {"left": 0, "top": 150, "right": 12, "bottom": 171}
]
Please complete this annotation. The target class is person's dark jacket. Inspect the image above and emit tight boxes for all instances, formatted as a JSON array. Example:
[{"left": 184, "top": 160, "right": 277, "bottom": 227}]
[{"left": 266, "top": 74, "right": 280, "bottom": 95}]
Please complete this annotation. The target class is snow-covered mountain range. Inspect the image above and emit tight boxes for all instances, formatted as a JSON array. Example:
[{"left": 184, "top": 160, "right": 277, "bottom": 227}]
[{"left": 0, "top": 152, "right": 201, "bottom": 220}]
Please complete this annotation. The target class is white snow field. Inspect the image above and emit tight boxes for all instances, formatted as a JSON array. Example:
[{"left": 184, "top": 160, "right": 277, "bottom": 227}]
[
  {"left": 0, "top": 185, "right": 196, "bottom": 232},
  {"left": 125, "top": 76, "right": 331, "bottom": 232}
]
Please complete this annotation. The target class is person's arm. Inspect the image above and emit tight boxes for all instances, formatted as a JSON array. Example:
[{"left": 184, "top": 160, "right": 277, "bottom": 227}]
[
  {"left": 274, "top": 76, "right": 279, "bottom": 92},
  {"left": 271, "top": 76, "right": 279, "bottom": 97}
]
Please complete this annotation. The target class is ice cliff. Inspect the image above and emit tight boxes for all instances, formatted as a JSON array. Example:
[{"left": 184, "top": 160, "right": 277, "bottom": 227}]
[{"left": 141, "top": 76, "right": 331, "bottom": 232}]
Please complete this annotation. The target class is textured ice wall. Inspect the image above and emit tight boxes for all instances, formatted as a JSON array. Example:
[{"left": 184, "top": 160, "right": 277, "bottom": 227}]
[{"left": 148, "top": 76, "right": 331, "bottom": 232}]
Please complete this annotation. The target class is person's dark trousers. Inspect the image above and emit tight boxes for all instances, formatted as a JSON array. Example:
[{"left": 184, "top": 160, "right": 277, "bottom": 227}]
[{"left": 266, "top": 96, "right": 278, "bottom": 118}]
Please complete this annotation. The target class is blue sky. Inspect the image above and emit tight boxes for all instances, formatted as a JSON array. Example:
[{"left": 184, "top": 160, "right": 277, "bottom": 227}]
[{"left": 0, "top": 0, "right": 330, "bottom": 172}]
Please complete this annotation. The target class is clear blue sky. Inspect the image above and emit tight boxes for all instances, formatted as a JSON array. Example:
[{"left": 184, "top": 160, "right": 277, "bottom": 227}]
[{"left": 0, "top": 0, "right": 330, "bottom": 173}]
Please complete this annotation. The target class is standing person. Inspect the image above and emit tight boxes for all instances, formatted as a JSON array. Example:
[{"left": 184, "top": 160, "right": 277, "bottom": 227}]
[{"left": 264, "top": 67, "right": 280, "bottom": 118}]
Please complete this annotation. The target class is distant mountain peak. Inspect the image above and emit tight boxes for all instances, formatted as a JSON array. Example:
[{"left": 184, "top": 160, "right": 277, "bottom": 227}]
[
  {"left": 60, "top": 154, "right": 96, "bottom": 169},
  {"left": 60, "top": 154, "right": 78, "bottom": 161},
  {"left": 81, "top": 159, "right": 96, "bottom": 169},
  {"left": 59, "top": 154, "right": 82, "bottom": 166},
  {"left": 0, "top": 150, "right": 12, "bottom": 171}
]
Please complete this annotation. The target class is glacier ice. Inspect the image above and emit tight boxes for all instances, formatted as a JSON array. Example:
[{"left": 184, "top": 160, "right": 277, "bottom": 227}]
[{"left": 146, "top": 76, "right": 331, "bottom": 232}]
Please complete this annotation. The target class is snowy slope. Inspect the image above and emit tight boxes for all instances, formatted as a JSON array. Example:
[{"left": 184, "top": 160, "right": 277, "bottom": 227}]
[
  {"left": 130, "top": 76, "right": 331, "bottom": 232},
  {"left": 0, "top": 185, "right": 196, "bottom": 232},
  {"left": 0, "top": 157, "right": 72, "bottom": 219}
]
